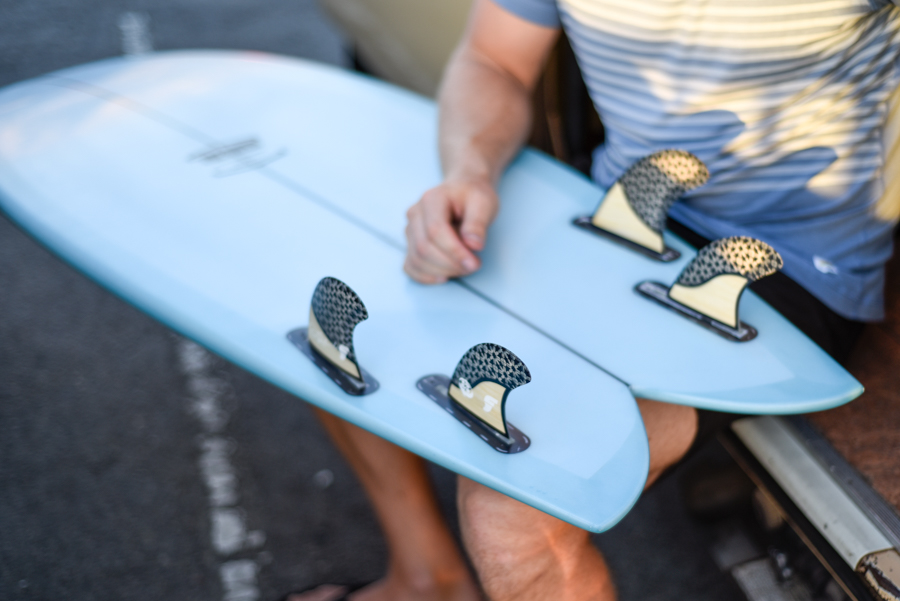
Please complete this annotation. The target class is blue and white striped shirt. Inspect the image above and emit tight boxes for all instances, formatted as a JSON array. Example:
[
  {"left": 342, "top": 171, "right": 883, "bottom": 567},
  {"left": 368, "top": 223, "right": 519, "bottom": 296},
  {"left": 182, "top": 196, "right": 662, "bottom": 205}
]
[{"left": 496, "top": 0, "right": 900, "bottom": 320}]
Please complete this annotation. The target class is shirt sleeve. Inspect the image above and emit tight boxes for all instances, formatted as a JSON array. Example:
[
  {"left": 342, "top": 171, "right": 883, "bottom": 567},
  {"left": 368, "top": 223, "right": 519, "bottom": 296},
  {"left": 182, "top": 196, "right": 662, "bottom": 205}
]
[{"left": 490, "top": 0, "right": 561, "bottom": 28}]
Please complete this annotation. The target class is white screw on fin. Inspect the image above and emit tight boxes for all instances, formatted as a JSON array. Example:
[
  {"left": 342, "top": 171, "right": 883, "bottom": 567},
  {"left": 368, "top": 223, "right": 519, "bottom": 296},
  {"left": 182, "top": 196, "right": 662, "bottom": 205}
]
[
  {"left": 482, "top": 395, "right": 498, "bottom": 413},
  {"left": 338, "top": 344, "right": 350, "bottom": 361},
  {"left": 458, "top": 378, "right": 474, "bottom": 398}
]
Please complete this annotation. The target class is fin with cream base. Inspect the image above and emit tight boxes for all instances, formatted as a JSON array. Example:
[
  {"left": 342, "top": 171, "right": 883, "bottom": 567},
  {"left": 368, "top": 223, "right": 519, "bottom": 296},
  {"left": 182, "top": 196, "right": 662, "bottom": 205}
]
[
  {"left": 417, "top": 343, "right": 532, "bottom": 453},
  {"left": 574, "top": 150, "right": 709, "bottom": 261},
  {"left": 636, "top": 237, "right": 783, "bottom": 342},
  {"left": 287, "top": 276, "right": 379, "bottom": 395}
]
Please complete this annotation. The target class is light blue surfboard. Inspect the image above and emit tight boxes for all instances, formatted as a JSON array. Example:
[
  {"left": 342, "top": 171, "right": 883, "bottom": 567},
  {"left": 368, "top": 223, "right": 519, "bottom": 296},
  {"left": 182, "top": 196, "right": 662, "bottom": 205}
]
[
  {"left": 0, "top": 51, "right": 862, "bottom": 529},
  {"left": 0, "top": 51, "right": 646, "bottom": 532}
]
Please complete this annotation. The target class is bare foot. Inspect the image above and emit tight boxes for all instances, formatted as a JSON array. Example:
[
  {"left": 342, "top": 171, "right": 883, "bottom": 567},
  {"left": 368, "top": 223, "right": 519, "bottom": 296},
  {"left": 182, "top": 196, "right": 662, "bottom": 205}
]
[
  {"left": 282, "top": 573, "right": 481, "bottom": 601},
  {"left": 284, "top": 584, "right": 349, "bottom": 601},
  {"left": 348, "top": 576, "right": 482, "bottom": 601}
]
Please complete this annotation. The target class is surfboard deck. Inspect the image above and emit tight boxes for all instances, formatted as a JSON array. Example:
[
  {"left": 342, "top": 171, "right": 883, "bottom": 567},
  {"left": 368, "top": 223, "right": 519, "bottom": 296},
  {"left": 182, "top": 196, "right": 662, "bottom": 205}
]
[{"left": 0, "top": 50, "right": 862, "bottom": 528}]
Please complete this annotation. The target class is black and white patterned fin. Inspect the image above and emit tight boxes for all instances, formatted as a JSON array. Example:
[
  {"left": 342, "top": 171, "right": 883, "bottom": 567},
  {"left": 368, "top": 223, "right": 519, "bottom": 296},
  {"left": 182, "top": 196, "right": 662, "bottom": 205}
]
[
  {"left": 416, "top": 374, "right": 532, "bottom": 454},
  {"left": 417, "top": 343, "right": 532, "bottom": 453},
  {"left": 286, "top": 277, "right": 377, "bottom": 395},
  {"left": 310, "top": 276, "right": 368, "bottom": 367},
  {"left": 619, "top": 149, "right": 709, "bottom": 233},
  {"left": 451, "top": 343, "right": 531, "bottom": 395},
  {"left": 635, "top": 237, "right": 781, "bottom": 341},
  {"left": 676, "top": 237, "right": 783, "bottom": 287},
  {"left": 575, "top": 149, "right": 707, "bottom": 261},
  {"left": 635, "top": 281, "right": 758, "bottom": 342}
]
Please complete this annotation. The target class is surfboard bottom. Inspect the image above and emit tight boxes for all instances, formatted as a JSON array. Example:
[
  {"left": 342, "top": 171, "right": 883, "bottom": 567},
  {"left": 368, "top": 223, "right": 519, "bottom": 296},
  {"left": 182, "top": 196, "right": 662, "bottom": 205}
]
[
  {"left": 572, "top": 216, "right": 681, "bottom": 262},
  {"left": 287, "top": 328, "right": 380, "bottom": 395},
  {"left": 417, "top": 375, "right": 531, "bottom": 454},
  {"left": 635, "top": 281, "right": 757, "bottom": 342}
]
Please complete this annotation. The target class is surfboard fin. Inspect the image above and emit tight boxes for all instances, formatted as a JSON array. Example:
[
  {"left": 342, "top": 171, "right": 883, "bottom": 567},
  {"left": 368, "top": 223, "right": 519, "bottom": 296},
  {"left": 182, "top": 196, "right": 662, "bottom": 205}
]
[
  {"left": 636, "top": 236, "right": 784, "bottom": 342},
  {"left": 417, "top": 343, "right": 532, "bottom": 453},
  {"left": 287, "top": 276, "right": 379, "bottom": 395},
  {"left": 574, "top": 150, "right": 709, "bottom": 261}
]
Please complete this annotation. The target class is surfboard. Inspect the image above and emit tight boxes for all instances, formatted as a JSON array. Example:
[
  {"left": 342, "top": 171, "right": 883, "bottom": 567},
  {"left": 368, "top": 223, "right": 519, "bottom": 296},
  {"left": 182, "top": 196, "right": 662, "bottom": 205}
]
[
  {"left": 0, "top": 50, "right": 862, "bottom": 529},
  {"left": 0, "top": 51, "right": 647, "bottom": 532}
]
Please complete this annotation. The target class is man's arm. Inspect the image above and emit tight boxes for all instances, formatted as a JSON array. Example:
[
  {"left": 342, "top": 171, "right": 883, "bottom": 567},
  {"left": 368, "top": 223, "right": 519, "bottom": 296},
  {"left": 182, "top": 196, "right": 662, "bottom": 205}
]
[{"left": 403, "top": 0, "right": 559, "bottom": 284}]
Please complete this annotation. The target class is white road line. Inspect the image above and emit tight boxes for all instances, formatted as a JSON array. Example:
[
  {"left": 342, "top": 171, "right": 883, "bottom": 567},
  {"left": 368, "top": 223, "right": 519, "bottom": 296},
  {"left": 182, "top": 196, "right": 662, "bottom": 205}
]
[
  {"left": 179, "top": 339, "right": 265, "bottom": 601},
  {"left": 221, "top": 560, "right": 261, "bottom": 601},
  {"left": 212, "top": 508, "right": 251, "bottom": 556},
  {"left": 201, "top": 438, "right": 239, "bottom": 506},
  {"left": 118, "top": 12, "right": 153, "bottom": 56}
]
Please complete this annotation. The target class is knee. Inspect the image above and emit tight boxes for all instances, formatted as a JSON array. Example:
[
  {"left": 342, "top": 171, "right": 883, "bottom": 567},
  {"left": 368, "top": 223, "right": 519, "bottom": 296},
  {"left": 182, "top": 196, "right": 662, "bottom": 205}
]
[
  {"left": 637, "top": 399, "right": 698, "bottom": 486},
  {"left": 457, "top": 477, "right": 527, "bottom": 555},
  {"left": 460, "top": 476, "right": 564, "bottom": 527},
  {"left": 457, "top": 477, "right": 590, "bottom": 582}
]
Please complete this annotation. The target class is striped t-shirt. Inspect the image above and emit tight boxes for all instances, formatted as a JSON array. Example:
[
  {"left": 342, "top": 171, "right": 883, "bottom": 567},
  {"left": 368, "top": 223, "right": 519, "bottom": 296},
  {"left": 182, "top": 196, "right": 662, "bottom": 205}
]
[{"left": 496, "top": 0, "right": 900, "bottom": 320}]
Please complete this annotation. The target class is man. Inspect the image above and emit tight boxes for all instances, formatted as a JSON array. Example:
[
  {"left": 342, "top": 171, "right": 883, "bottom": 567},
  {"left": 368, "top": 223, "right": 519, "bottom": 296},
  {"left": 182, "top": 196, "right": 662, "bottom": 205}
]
[{"left": 293, "top": 0, "right": 900, "bottom": 599}]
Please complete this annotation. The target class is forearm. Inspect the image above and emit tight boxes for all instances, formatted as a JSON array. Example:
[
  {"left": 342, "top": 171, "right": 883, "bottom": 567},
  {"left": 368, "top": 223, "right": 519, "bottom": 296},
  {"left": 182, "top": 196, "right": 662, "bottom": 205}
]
[
  {"left": 402, "top": 0, "right": 558, "bottom": 284},
  {"left": 437, "top": 47, "right": 537, "bottom": 187}
]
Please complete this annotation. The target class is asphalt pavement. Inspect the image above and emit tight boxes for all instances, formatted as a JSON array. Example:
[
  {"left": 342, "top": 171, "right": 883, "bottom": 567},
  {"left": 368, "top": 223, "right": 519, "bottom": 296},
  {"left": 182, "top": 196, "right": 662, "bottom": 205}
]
[{"left": 0, "top": 2, "right": 745, "bottom": 600}]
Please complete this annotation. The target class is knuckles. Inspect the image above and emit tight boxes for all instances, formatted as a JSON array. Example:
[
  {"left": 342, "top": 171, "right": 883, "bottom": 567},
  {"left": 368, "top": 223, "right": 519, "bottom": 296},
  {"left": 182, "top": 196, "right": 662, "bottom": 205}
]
[
  {"left": 413, "top": 238, "right": 431, "bottom": 257},
  {"left": 424, "top": 220, "right": 445, "bottom": 240},
  {"left": 402, "top": 181, "right": 493, "bottom": 284}
]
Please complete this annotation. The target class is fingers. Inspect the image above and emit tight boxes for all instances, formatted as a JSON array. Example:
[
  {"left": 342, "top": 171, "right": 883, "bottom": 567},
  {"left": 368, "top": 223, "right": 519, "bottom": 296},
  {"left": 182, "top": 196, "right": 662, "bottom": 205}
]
[
  {"left": 404, "top": 209, "right": 456, "bottom": 284},
  {"left": 404, "top": 181, "right": 498, "bottom": 284},
  {"left": 459, "top": 186, "right": 498, "bottom": 252},
  {"left": 422, "top": 190, "right": 480, "bottom": 270}
]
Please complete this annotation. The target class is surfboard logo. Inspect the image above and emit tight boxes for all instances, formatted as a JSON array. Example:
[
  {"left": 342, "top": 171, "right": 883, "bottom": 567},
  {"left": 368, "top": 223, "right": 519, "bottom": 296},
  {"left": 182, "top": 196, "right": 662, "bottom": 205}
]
[
  {"left": 636, "top": 236, "right": 783, "bottom": 342},
  {"left": 287, "top": 277, "right": 378, "bottom": 395},
  {"left": 574, "top": 150, "right": 709, "bottom": 262},
  {"left": 189, "top": 137, "right": 286, "bottom": 178},
  {"left": 417, "top": 342, "right": 532, "bottom": 453}
]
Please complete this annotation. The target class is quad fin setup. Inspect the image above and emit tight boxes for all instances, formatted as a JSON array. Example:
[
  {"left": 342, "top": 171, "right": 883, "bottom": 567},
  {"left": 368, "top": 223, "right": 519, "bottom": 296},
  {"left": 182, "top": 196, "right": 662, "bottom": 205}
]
[
  {"left": 418, "top": 343, "right": 532, "bottom": 453},
  {"left": 287, "top": 276, "right": 379, "bottom": 395},
  {"left": 574, "top": 150, "right": 709, "bottom": 261},
  {"left": 637, "top": 237, "right": 784, "bottom": 341}
]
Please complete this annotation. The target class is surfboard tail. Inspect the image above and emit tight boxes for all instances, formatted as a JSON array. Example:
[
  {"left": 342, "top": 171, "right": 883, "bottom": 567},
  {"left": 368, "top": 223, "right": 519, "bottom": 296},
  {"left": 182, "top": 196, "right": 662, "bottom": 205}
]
[
  {"left": 575, "top": 150, "right": 709, "bottom": 262},
  {"left": 637, "top": 236, "right": 783, "bottom": 342},
  {"left": 418, "top": 343, "right": 532, "bottom": 453},
  {"left": 287, "top": 276, "right": 379, "bottom": 395}
]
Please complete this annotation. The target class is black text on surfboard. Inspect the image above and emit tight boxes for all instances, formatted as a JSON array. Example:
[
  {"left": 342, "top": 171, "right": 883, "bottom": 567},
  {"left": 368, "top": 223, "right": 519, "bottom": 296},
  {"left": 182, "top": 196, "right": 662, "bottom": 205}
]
[
  {"left": 574, "top": 150, "right": 709, "bottom": 262},
  {"left": 189, "top": 137, "right": 286, "bottom": 178},
  {"left": 636, "top": 237, "right": 784, "bottom": 342},
  {"left": 287, "top": 277, "right": 379, "bottom": 395},
  {"left": 417, "top": 343, "right": 532, "bottom": 453}
]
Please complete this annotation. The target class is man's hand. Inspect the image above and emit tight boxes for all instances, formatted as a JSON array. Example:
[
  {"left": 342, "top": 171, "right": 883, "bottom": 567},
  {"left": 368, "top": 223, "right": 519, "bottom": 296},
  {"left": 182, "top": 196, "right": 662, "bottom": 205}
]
[
  {"left": 404, "top": 178, "right": 499, "bottom": 284},
  {"left": 402, "top": 0, "right": 558, "bottom": 284}
]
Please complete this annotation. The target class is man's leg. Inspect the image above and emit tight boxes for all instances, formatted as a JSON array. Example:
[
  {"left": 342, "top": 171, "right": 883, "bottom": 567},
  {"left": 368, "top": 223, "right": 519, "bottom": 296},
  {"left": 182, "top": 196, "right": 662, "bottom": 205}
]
[
  {"left": 289, "top": 408, "right": 482, "bottom": 601},
  {"left": 458, "top": 398, "right": 698, "bottom": 601}
]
